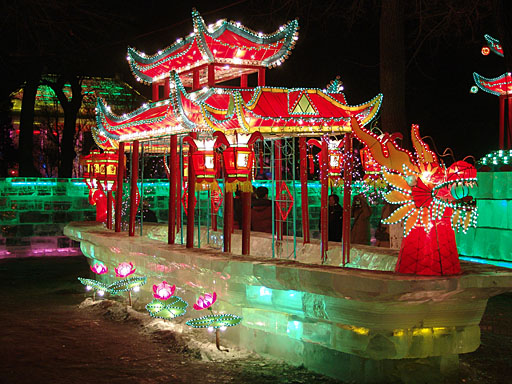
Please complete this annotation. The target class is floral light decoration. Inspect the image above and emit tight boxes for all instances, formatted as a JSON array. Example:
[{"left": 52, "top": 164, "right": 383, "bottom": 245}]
[
  {"left": 146, "top": 281, "right": 188, "bottom": 320},
  {"left": 186, "top": 291, "right": 242, "bottom": 351},
  {"left": 115, "top": 262, "right": 136, "bottom": 278},
  {"left": 193, "top": 292, "right": 216, "bottom": 310},
  {"left": 153, "top": 281, "right": 176, "bottom": 300},
  {"left": 109, "top": 262, "right": 147, "bottom": 306},
  {"left": 351, "top": 117, "right": 478, "bottom": 276},
  {"left": 90, "top": 262, "right": 108, "bottom": 275}
]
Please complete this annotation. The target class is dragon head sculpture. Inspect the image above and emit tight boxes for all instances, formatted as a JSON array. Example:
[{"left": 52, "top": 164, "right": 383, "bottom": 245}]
[{"left": 351, "top": 117, "right": 477, "bottom": 275}]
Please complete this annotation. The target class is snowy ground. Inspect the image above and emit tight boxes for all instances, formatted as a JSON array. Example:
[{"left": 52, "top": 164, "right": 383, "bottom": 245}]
[{"left": 0, "top": 255, "right": 511, "bottom": 383}]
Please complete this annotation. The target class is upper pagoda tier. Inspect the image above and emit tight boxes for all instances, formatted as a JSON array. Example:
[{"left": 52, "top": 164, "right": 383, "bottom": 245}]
[
  {"left": 93, "top": 72, "right": 382, "bottom": 150},
  {"left": 127, "top": 9, "right": 299, "bottom": 86}
]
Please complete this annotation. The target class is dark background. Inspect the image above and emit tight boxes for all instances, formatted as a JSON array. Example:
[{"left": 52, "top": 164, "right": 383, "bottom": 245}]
[{"left": 1, "top": 0, "right": 507, "bottom": 162}]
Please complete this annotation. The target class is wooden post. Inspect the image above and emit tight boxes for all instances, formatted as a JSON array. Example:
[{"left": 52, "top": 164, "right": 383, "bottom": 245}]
[
  {"left": 223, "top": 188, "right": 233, "bottom": 253},
  {"left": 342, "top": 133, "right": 353, "bottom": 265},
  {"left": 299, "top": 137, "right": 310, "bottom": 243},
  {"left": 168, "top": 135, "right": 177, "bottom": 244},
  {"left": 241, "top": 191, "right": 251, "bottom": 255},
  {"left": 115, "top": 142, "right": 125, "bottom": 232},
  {"left": 129, "top": 141, "right": 139, "bottom": 237},
  {"left": 320, "top": 136, "right": 329, "bottom": 263},
  {"left": 186, "top": 146, "right": 196, "bottom": 248}
]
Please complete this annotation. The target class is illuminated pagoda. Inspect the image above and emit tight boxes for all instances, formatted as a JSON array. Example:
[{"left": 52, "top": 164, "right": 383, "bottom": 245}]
[
  {"left": 92, "top": 9, "right": 383, "bottom": 263},
  {"left": 473, "top": 34, "right": 511, "bottom": 150}
]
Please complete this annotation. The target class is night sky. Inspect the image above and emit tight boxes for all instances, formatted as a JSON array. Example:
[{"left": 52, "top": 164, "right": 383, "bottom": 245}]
[{"left": 1, "top": 0, "right": 507, "bottom": 161}]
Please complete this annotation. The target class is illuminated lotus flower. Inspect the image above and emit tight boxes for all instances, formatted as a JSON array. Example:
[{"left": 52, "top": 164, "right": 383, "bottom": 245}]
[
  {"left": 152, "top": 281, "right": 175, "bottom": 300},
  {"left": 90, "top": 262, "right": 108, "bottom": 275},
  {"left": 193, "top": 292, "right": 217, "bottom": 310},
  {"left": 115, "top": 262, "right": 135, "bottom": 278}
]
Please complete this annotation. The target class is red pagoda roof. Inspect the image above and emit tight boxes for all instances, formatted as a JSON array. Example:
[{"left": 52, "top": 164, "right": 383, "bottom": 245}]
[
  {"left": 473, "top": 72, "right": 512, "bottom": 96},
  {"left": 93, "top": 72, "right": 382, "bottom": 149},
  {"left": 127, "top": 9, "right": 299, "bottom": 86}
]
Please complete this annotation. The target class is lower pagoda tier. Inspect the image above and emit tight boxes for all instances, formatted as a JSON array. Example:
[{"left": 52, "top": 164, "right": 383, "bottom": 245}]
[{"left": 93, "top": 72, "right": 382, "bottom": 149}]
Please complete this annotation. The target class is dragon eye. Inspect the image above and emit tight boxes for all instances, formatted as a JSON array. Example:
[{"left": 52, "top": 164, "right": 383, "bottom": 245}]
[
  {"left": 451, "top": 184, "right": 470, "bottom": 200},
  {"left": 405, "top": 175, "right": 417, "bottom": 187}
]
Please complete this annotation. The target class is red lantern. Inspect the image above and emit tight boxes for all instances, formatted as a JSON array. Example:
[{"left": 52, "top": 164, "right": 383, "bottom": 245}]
[
  {"left": 183, "top": 136, "right": 219, "bottom": 191},
  {"left": 308, "top": 138, "right": 344, "bottom": 187},
  {"left": 94, "top": 149, "right": 119, "bottom": 193},
  {"left": 213, "top": 131, "right": 263, "bottom": 192}
]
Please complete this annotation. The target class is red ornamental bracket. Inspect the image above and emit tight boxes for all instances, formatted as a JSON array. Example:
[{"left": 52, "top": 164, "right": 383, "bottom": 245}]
[{"left": 211, "top": 188, "right": 223, "bottom": 214}]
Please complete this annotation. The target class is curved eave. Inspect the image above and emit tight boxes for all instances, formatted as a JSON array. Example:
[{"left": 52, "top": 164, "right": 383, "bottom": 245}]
[
  {"left": 193, "top": 9, "right": 299, "bottom": 67},
  {"left": 200, "top": 89, "right": 382, "bottom": 135},
  {"left": 473, "top": 72, "right": 512, "bottom": 96},
  {"left": 484, "top": 34, "right": 504, "bottom": 57}
]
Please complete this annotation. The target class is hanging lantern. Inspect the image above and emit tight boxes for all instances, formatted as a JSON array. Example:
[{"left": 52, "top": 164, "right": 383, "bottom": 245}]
[
  {"left": 308, "top": 138, "right": 344, "bottom": 187},
  {"left": 94, "top": 149, "right": 119, "bottom": 193},
  {"left": 213, "top": 131, "right": 263, "bottom": 192},
  {"left": 183, "top": 136, "right": 219, "bottom": 191}
]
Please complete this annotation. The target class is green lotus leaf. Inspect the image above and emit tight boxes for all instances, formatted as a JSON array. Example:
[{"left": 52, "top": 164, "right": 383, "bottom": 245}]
[
  {"left": 108, "top": 276, "right": 147, "bottom": 293},
  {"left": 146, "top": 297, "right": 188, "bottom": 320},
  {"left": 78, "top": 277, "right": 109, "bottom": 292},
  {"left": 186, "top": 314, "right": 242, "bottom": 329}
]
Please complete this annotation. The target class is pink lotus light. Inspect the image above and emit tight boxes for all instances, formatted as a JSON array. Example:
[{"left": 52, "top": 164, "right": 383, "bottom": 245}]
[
  {"left": 152, "top": 281, "right": 175, "bottom": 300},
  {"left": 115, "top": 262, "right": 135, "bottom": 278},
  {"left": 193, "top": 292, "right": 217, "bottom": 310},
  {"left": 91, "top": 263, "right": 108, "bottom": 275}
]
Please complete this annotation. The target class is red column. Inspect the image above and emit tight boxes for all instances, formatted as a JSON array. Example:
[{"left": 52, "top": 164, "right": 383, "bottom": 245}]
[
  {"left": 164, "top": 78, "right": 170, "bottom": 99},
  {"left": 507, "top": 96, "right": 512, "bottom": 149},
  {"left": 320, "top": 136, "right": 329, "bottom": 262},
  {"left": 299, "top": 137, "right": 310, "bottom": 243},
  {"left": 208, "top": 64, "right": 215, "bottom": 87},
  {"left": 106, "top": 191, "right": 113, "bottom": 230},
  {"left": 168, "top": 135, "right": 177, "bottom": 244},
  {"left": 115, "top": 142, "right": 125, "bottom": 232},
  {"left": 499, "top": 95, "right": 505, "bottom": 150},
  {"left": 240, "top": 74, "right": 248, "bottom": 88},
  {"left": 223, "top": 189, "right": 233, "bottom": 253},
  {"left": 258, "top": 68, "right": 265, "bottom": 86},
  {"left": 129, "top": 141, "right": 139, "bottom": 237},
  {"left": 241, "top": 191, "right": 251, "bottom": 255},
  {"left": 274, "top": 139, "right": 283, "bottom": 240},
  {"left": 186, "top": 147, "right": 196, "bottom": 248},
  {"left": 342, "top": 133, "right": 353, "bottom": 265},
  {"left": 152, "top": 83, "right": 159, "bottom": 101},
  {"left": 193, "top": 69, "right": 200, "bottom": 91}
]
